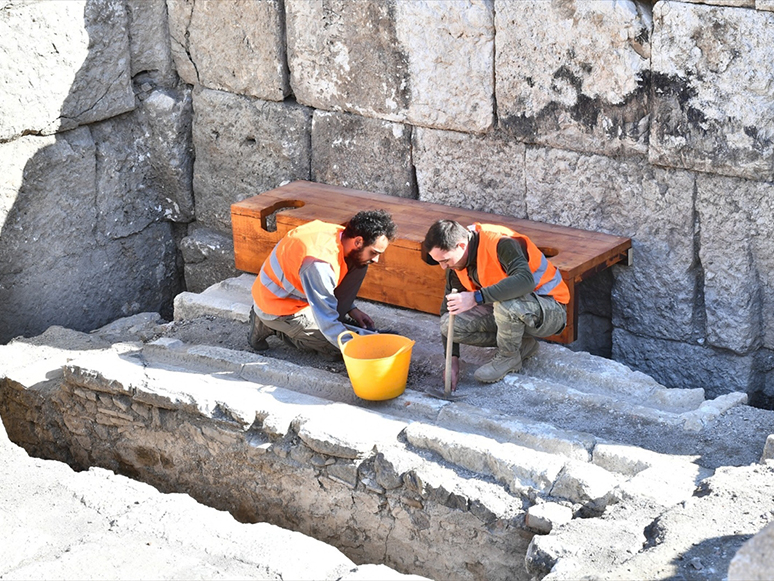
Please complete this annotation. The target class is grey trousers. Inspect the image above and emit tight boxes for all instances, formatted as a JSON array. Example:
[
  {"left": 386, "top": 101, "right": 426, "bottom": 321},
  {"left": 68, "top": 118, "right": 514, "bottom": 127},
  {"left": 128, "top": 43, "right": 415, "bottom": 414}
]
[
  {"left": 252, "top": 264, "right": 368, "bottom": 355},
  {"left": 440, "top": 292, "right": 567, "bottom": 355}
]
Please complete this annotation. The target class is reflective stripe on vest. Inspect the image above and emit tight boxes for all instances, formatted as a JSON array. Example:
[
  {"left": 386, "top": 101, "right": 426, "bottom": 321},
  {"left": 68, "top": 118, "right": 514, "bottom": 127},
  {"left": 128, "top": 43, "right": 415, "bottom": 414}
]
[
  {"left": 455, "top": 223, "right": 570, "bottom": 305},
  {"left": 252, "top": 221, "right": 347, "bottom": 316}
]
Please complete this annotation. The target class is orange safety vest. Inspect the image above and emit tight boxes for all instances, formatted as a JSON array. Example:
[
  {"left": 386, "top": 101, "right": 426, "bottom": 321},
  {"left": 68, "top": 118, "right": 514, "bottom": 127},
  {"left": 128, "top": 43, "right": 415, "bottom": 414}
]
[
  {"left": 252, "top": 220, "right": 349, "bottom": 316},
  {"left": 455, "top": 223, "right": 570, "bottom": 305}
]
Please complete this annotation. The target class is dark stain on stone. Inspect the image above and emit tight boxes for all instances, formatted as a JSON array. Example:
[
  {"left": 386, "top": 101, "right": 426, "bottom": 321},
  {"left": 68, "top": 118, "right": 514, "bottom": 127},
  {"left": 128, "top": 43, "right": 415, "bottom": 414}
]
[
  {"left": 745, "top": 125, "right": 772, "bottom": 153},
  {"left": 553, "top": 65, "right": 583, "bottom": 92},
  {"left": 499, "top": 70, "right": 649, "bottom": 149}
]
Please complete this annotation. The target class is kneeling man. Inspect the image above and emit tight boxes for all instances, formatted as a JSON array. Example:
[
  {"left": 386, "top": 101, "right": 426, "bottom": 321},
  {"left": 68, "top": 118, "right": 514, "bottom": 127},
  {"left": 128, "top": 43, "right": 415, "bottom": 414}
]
[
  {"left": 422, "top": 219, "right": 569, "bottom": 391},
  {"left": 250, "top": 210, "right": 397, "bottom": 359}
]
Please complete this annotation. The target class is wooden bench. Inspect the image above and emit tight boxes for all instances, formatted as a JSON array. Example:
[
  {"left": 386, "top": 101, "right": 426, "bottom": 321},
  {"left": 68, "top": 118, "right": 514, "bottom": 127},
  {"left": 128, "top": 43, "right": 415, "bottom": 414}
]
[{"left": 231, "top": 181, "right": 632, "bottom": 344}]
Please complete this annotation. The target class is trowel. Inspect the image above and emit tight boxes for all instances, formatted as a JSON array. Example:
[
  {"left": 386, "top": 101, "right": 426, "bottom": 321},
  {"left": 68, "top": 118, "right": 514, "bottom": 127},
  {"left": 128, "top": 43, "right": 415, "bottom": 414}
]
[{"left": 425, "top": 294, "right": 466, "bottom": 402}]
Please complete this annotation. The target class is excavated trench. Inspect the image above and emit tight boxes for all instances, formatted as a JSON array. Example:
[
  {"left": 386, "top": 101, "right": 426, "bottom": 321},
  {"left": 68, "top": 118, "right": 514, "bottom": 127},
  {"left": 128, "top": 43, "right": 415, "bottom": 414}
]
[{"left": 2, "top": 278, "right": 774, "bottom": 580}]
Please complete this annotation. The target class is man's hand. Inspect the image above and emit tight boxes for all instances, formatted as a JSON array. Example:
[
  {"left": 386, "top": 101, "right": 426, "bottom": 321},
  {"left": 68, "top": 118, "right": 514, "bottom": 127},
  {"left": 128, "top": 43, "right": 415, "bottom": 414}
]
[
  {"left": 443, "top": 356, "right": 460, "bottom": 392},
  {"left": 348, "top": 307, "right": 375, "bottom": 330},
  {"left": 446, "top": 290, "right": 477, "bottom": 315}
]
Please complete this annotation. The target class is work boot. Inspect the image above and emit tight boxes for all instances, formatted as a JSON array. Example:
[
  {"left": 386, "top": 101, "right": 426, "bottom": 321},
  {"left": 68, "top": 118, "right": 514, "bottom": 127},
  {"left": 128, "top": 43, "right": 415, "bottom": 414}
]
[
  {"left": 248, "top": 308, "right": 274, "bottom": 351},
  {"left": 474, "top": 351, "right": 522, "bottom": 383},
  {"left": 521, "top": 337, "right": 539, "bottom": 361}
]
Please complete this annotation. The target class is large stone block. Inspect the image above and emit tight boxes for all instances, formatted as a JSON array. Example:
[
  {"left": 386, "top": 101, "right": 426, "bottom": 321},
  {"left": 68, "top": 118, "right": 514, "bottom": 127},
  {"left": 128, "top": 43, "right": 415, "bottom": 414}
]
[
  {"left": 495, "top": 0, "right": 651, "bottom": 157},
  {"left": 612, "top": 329, "right": 755, "bottom": 398},
  {"left": 525, "top": 148, "right": 697, "bottom": 341},
  {"left": 168, "top": 0, "right": 288, "bottom": 101},
  {"left": 0, "top": 129, "right": 181, "bottom": 342},
  {"left": 650, "top": 2, "right": 774, "bottom": 181},
  {"left": 90, "top": 86, "right": 194, "bottom": 237},
  {"left": 393, "top": 0, "right": 494, "bottom": 132},
  {"left": 0, "top": 0, "right": 134, "bottom": 141},
  {"left": 166, "top": 0, "right": 197, "bottom": 85},
  {"left": 180, "top": 226, "right": 240, "bottom": 294},
  {"left": 192, "top": 87, "right": 312, "bottom": 234},
  {"left": 413, "top": 127, "right": 527, "bottom": 217},
  {"left": 286, "top": 0, "right": 494, "bottom": 133},
  {"left": 125, "top": 0, "right": 177, "bottom": 87},
  {"left": 141, "top": 87, "right": 195, "bottom": 223},
  {"left": 697, "top": 173, "right": 774, "bottom": 353},
  {"left": 311, "top": 111, "right": 415, "bottom": 198}
]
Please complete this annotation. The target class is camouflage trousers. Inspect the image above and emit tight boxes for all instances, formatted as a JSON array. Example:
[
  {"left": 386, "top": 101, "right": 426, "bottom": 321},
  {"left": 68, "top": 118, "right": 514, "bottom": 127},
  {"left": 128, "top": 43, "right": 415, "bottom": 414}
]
[{"left": 440, "top": 293, "right": 567, "bottom": 354}]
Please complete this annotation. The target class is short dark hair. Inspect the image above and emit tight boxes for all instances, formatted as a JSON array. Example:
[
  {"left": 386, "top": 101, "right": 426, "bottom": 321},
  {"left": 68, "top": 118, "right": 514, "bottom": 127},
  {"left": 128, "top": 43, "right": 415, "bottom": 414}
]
[
  {"left": 343, "top": 210, "right": 397, "bottom": 246},
  {"left": 421, "top": 220, "right": 469, "bottom": 265}
]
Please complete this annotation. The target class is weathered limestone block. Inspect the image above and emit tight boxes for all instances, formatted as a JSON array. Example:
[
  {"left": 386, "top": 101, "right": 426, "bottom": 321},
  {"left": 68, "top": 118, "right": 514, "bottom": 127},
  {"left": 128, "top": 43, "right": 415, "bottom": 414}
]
[
  {"left": 311, "top": 111, "right": 415, "bottom": 198},
  {"left": 0, "top": 0, "right": 134, "bottom": 141},
  {"left": 393, "top": 0, "right": 494, "bottom": 132},
  {"left": 88, "top": 85, "right": 193, "bottom": 238},
  {"left": 525, "top": 148, "right": 697, "bottom": 341},
  {"left": 166, "top": 0, "right": 197, "bottom": 85},
  {"left": 526, "top": 502, "right": 573, "bottom": 534},
  {"left": 697, "top": 173, "right": 774, "bottom": 353},
  {"left": 759, "top": 0, "right": 774, "bottom": 11},
  {"left": 728, "top": 521, "right": 774, "bottom": 581},
  {"left": 140, "top": 87, "right": 195, "bottom": 222},
  {"left": 286, "top": 0, "right": 494, "bottom": 133},
  {"left": 650, "top": 2, "right": 774, "bottom": 181},
  {"left": 0, "top": 129, "right": 96, "bottom": 339},
  {"left": 180, "top": 226, "right": 239, "bottom": 294},
  {"left": 612, "top": 328, "right": 755, "bottom": 398},
  {"left": 168, "top": 0, "right": 288, "bottom": 101},
  {"left": 192, "top": 87, "right": 311, "bottom": 233},
  {"left": 496, "top": 0, "right": 651, "bottom": 157},
  {"left": 125, "top": 0, "right": 177, "bottom": 87},
  {"left": 413, "top": 127, "right": 527, "bottom": 217},
  {"left": 296, "top": 405, "right": 406, "bottom": 459},
  {"left": 0, "top": 127, "right": 181, "bottom": 340}
]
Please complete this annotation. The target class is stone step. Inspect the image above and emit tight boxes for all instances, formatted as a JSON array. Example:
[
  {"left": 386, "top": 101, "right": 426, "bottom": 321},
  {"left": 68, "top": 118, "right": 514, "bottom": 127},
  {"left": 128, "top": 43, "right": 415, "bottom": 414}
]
[
  {"left": 141, "top": 337, "right": 715, "bottom": 509},
  {"left": 174, "top": 275, "right": 747, "bottom": 433},
  {"left": 2, "top": 336, "right": 706, "bottom": 517}
]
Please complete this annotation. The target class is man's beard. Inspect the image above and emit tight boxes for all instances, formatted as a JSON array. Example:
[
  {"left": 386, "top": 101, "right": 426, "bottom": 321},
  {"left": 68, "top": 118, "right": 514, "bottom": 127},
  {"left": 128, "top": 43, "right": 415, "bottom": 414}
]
[{"left": 345, "top": 248, "right": 371, "bottom": 269}]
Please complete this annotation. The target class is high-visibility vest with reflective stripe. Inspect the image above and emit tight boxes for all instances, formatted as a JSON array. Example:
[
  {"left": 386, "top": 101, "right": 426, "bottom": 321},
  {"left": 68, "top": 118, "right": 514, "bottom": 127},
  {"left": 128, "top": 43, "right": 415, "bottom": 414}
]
[
  {"left": 252, "top": 220, "right": 348, "bottom": 316},
  {"left": 455, "top": 223, "right": 570, "bottom": 305}
]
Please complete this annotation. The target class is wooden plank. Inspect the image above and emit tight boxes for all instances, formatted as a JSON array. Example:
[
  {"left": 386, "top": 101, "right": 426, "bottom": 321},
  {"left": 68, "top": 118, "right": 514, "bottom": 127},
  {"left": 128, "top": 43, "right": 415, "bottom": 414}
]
[{"left": 231, "top": 180, "right": 631, "bottom": 343}]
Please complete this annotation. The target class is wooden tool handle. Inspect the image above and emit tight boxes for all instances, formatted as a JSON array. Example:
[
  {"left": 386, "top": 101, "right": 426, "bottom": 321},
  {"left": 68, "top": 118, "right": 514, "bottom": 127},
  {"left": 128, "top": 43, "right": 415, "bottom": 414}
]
[{"left": 444, "top": 290, "right": 457, "bottom": 396}]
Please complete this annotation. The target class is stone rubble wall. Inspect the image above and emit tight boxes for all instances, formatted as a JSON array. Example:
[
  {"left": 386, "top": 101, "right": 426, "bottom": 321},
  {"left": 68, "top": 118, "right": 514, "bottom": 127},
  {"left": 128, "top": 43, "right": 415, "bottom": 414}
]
[{"left": 2, "top": 0, "right": 774, "bottom": 401}]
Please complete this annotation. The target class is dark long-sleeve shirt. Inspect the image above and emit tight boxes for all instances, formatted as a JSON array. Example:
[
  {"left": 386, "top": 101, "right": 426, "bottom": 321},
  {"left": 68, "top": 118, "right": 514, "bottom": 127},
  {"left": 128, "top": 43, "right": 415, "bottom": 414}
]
[{"left": 442, "top": 231, "right": 535, "bottom": 357}]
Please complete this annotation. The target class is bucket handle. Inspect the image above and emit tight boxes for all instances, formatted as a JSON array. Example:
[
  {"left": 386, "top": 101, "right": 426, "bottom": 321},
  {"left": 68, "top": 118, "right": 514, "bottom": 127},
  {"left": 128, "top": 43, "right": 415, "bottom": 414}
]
[
  {"left": 337, "top": 330, "right": 356, "bottom": 351},
  {"left": 393, "top": 341, "right": 415, "bottom": 357}
]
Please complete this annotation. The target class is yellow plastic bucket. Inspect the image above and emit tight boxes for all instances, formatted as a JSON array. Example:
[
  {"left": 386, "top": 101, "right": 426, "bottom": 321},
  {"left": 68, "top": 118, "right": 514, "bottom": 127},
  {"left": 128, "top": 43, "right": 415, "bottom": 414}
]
[{"left": 337, "top": 331, "right": 415, "bottom": 401}]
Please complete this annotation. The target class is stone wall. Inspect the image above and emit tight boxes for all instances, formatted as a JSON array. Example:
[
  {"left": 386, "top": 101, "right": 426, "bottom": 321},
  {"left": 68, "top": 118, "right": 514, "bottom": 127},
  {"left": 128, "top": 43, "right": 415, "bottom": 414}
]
[
  {"left": 0, "top": 0, "right": 192, "bottom": 341},
  {"left": 2, "top": 0, "right": 774, "bottom": 401}
]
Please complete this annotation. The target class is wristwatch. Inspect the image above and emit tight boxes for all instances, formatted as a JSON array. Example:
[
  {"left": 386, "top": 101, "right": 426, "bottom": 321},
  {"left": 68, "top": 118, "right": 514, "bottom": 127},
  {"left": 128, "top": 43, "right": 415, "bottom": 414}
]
[{"left": 474, "top": 289, "right": 484, "bottom": 305}]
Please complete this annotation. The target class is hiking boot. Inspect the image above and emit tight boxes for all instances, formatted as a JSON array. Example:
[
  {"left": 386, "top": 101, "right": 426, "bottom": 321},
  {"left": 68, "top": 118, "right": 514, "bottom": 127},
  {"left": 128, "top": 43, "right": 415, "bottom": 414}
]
[
  {"left": 521, "top": 337, "right": 539, "bottom": 361},
  {"left": 474, "top": 351, "right": 522, "bottom": 383},
  {"left": 248, "top": 309, "right": 274, "bottom": 351}
]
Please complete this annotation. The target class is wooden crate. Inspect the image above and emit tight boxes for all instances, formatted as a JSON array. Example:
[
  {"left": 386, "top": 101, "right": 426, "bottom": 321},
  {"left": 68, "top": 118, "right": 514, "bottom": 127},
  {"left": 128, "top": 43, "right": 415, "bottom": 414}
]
[{"left": 231, "top": 181, "right": 632, "bottom": 343}]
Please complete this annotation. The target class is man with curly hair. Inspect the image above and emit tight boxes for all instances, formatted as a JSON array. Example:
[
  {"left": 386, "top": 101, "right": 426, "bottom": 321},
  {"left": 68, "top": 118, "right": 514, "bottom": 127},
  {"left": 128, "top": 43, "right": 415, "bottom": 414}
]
[{"left": 249, "top": 209, "right": 397, "bottom": 359}]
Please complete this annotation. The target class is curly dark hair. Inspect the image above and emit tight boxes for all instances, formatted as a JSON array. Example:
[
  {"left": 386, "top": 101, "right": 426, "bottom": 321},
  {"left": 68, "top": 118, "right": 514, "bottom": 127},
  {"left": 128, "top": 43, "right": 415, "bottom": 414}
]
[{"left": 342, "top": 209, "right": 397, "bottom": 246}]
